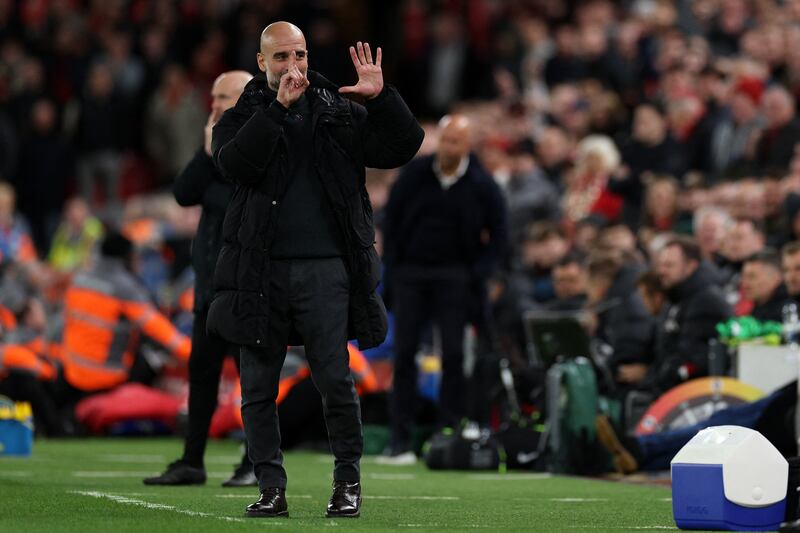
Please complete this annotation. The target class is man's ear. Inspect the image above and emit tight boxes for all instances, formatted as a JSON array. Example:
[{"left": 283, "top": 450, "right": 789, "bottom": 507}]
[{"left": 256, "top": 53, "right": 267, "bottom": 73}]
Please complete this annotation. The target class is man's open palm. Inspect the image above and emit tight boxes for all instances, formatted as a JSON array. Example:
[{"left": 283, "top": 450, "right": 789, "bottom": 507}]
[{"left": 339, "top": 41, "right": 383, "bottom": 99}]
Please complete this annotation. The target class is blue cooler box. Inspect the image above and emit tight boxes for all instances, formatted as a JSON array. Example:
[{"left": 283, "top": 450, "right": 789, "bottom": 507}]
[
  {"left": 671, "top": 425, "right": 787, "bottom": 531},
  {"left": 0, "top": 397, "right": 33, "bottom": 456}
]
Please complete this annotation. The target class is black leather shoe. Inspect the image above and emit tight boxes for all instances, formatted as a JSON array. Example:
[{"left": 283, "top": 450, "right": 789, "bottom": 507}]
[
  {"left": 245, "top": 488, "right": 288, "bottom": 518},
  {"left": 222, "top": 463, "right": 258, "bottom": 487},
  {"left": 326, "top": 481, "right": 361, "bottom": 518},
  {"left": 143, "top": 460, "right": 206, "bottom": 485}
]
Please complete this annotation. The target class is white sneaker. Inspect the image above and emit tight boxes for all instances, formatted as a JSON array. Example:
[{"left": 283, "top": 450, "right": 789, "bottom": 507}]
[{"left": 374, "top": 451, "right": 418, "bottom": 466}]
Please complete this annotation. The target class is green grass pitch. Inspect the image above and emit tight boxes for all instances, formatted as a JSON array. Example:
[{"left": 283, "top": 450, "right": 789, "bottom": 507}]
[{"left": 0, "top": 438, "right": 682, "bottom": 532}]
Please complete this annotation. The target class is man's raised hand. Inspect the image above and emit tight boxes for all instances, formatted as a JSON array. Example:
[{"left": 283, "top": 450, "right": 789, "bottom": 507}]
[
  {"left": 277, "top": 65, "right": 309, "bottom": 108},
  {"left": 339, "top": 41, "right": 383, "bottom": 99}
]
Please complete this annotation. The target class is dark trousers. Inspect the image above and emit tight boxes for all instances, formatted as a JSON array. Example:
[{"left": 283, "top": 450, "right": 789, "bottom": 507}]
[
  {"left": 182, "top": 309, "right": 245, "bottom": 468},
  {"left": 390, "top": 265, "right": 469, "bottom": 449},
  {"left": 240, "top": 257, "right": 361, "bottom": 491}
]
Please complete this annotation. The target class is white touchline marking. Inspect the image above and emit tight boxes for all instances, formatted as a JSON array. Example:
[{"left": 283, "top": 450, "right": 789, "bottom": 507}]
[
  {"left": 71, "top": 471, "right": 233, "bottom": 478},
  {"left": 400, "top": 525, "right": 489, "bottom": 529},
  {"left": 216, "top": 494, "right": 312, "bottom": 499},
  {"left": 365, "top": 495, "right": 459, "bottom": 500},
  {"left": 70, "top": 491, "right": 257, "bottom": 524},
  {"left": 622, "top": 527, "right": 675, "bottom": 530},
  {"left": 658, "top": 497, "right": 672, "bottom": 501},
  {"left": 467, "top": 473, "right": 553, "bottom": 480},
  {"left": 549, "top": 498, "right": 609, "bottom": 502},
  {"left": 0, "top": 471, "right": 31, "bottom": 476},
  {"left": 367, "top": 473, "right": 416, "bottom": 480}
]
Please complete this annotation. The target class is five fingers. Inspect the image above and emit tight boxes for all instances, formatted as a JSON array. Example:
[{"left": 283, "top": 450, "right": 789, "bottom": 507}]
[{"left": 349, "top": 42, "right": 382, "bottom": 68}]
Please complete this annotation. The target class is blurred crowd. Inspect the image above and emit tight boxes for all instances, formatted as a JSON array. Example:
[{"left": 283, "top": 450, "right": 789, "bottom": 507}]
[{"left": 3, "top": 0, "right": 800, "bottom": 445}]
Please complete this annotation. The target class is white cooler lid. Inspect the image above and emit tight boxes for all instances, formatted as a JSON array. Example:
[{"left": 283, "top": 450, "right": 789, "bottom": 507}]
[{"left": 671, "top": 426, "right": 788, "bottom": 507}]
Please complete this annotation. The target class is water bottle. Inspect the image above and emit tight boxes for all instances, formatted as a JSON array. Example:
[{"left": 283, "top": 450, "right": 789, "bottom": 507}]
[{"left": 782, "top": 302, "right": 800, "bottom": 348}]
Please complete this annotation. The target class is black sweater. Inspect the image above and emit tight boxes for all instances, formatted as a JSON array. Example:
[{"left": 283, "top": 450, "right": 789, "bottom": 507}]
[
  {"left": 269, "top": 93, "right": 344, "bottom": 259},
  {"left": 383, "top": 154, "right": 507, "bottom": 280}
]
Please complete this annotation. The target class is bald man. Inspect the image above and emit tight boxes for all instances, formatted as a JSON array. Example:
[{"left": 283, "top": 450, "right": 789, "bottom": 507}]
[
  {"left": 146, "top": 70, "right": 254, "bottom": 488},
  {"left": 381, "top": 114, "right": 508, "bottom": 464},
  {"left": 207, "top": 22, "right": 423, "bottom": 518}
]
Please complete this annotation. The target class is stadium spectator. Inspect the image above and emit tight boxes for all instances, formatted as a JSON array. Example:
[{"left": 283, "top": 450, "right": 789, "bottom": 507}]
[
  {"left": 636, "top": 269, "right": 667, "bottom": 318},
  {"left": 641, "top": 176, "right": 682, "bottom": 234},
  {"left": 585, "top": 252, "right": 653, "bottom": 390},
  {"left": 783, "top": 241, "right": 800, "bottom": 298},
  {"left": 693, "top": 205, "right": 732, "bottom": 262},
  {"left": 382, "top": 113, "right": 506, "bottom": 463},
  {"left": 146, "top": 70, "right": 253, "bottom": 488},
  {"left": 47, "top": 197, "right": 103, "bottom": 273},
  {"left": 512, "top": 221, "right": 569, "bottom": 305},
  {"left": 598, "top": 223, "right": 641, "bottom": 258},
  {"left": 613, "top": 103, "right": 686, "bottom": 228},
  {"left": 16, "top": 97, "right": 73, "bottom": 252},
  {"left": 666, "top": 92, "right": 716, "bottom": 175},
  {"left": 716, "top": 217, "right": 767, "bottom": 305},
  {"left": 563, "top": 135, "right": 623, "bottom": 229},
  {"left": 709, "top": 77, "right": 765, "bottom": 179},
  {"left": 71, "top": 62, "right": 130, "bottom": 210},
  {"left": 754, "top": 86, "right": 800, "bottom": 173},
  {"left": 0, "top": 182, "right": 37, "bottom": 265},
  {"left": 534, "top": 126, "right": 572, "bottom": 189},
  {"left": 145, "top": 65, "right": 205, "bottom": 183},
  {"left": 741, "top": 248, "right": 793, "bottom": 322},
  {"left": 547, "top": 250, "right": 588, "bottom": 312},
  {"left": 647, "top": 237, "right": 733, "bottom": 394},
  {"left": 495, "top": 148, "right": 561, "bottom": 244}
]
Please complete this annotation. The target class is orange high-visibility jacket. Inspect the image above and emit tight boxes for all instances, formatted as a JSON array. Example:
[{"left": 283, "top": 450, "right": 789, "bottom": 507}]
[
  {"left": 0, "top": 344, "right": 56, "bottom": 381},
  {"left": 62, "top": 257, "right": 191, "bottom": 392}
]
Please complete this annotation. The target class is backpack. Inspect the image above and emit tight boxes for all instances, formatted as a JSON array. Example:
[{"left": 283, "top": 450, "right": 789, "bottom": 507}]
[
  {"left": 545, "top": 357, "right": 609, "bottom": 474},
  {"left": 423, "top": 427, "right": 500, "bottom": 470}
]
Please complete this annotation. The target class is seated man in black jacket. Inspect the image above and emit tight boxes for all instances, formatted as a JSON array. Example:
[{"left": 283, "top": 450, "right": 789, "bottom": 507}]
[
  {"left": 584, "top": 251, "right": 653, "bottom": 392},
  {"left": 547, "top": 249, "right": 588, "bottom": 311},
  {"left": 742, "top": 248, "right": 793, "bottom": 322},
  {"left": 644, "top": 236, "right": 733, "bottom": 395}
]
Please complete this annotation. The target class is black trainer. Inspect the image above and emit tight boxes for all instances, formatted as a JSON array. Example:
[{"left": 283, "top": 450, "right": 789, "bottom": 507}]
[
  {"left": 326, "top": 481, "right": 361, "bottom": 518},
  {"left": 222, "top": 461, "right": 257, "bottom": 487},
  {"left": 143, "top": 460, "right": 206, "bottom": 485},
  {"left": 245, "top": 488, "right": 288, "bottom": 518}
]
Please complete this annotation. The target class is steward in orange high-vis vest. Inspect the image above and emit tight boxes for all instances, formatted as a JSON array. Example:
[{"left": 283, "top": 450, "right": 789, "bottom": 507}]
[{"left": 61, "top": 233, "right": 190, "bottom": 393}]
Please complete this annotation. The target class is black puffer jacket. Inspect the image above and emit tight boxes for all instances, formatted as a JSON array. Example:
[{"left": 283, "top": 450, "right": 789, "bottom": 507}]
[
  {"left": 595, "top": 263, "right": 654, "bottom": 372},
  {"left": 207, "top": 71, "right": 424, "bottom": 349},
  {"left": 644, "top": 262, "right": 733, "bottom": 394},
  {"left": 173, "top": 148, "right": 233, "bottom": 313}
]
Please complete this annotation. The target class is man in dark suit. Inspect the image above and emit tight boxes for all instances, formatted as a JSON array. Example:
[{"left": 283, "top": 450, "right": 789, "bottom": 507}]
[
  {"left": 145, "top": 70, "right": 254, "bottom": 488},
  {"left": 381, "top": 114, "right": 507, "bottom": 463}
]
